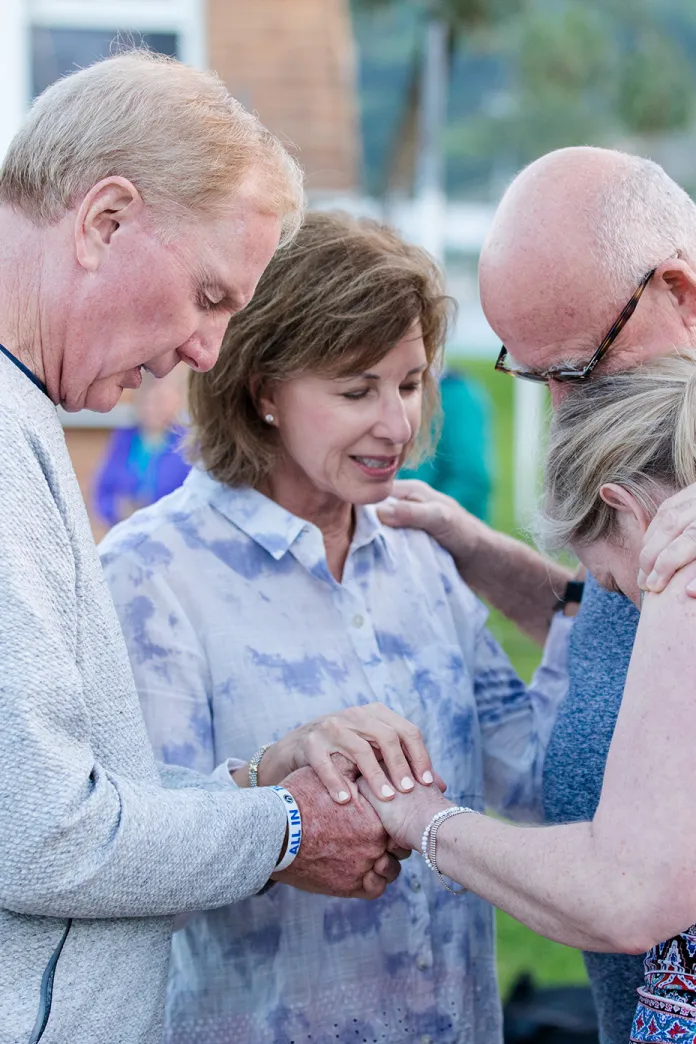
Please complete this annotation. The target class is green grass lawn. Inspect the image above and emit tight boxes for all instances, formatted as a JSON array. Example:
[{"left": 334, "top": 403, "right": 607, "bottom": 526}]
[{"left": 455, "top": 358, "right": 588, "bottom": 997}]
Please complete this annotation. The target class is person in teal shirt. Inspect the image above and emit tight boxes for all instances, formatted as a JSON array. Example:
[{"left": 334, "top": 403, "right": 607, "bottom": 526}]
[{"left": 401, "top": 369, "right": 493, "bottom": 521}]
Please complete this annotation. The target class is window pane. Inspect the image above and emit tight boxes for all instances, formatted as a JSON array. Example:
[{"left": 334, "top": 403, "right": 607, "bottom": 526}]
[{"left": 31, "top": 27, "right": 179, "bottom": 97}]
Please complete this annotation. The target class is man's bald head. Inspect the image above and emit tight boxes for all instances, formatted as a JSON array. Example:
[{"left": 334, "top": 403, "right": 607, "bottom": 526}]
[{"left": 480, "top": 146, "right": 696, "bottom": 381}]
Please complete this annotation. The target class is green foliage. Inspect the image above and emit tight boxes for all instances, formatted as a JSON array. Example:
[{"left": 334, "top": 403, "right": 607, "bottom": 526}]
[
  {"left": 353, "top": 0, "right": 696, "bottom": 193},
  {"left": 516, "top": 3, "right": 611, "bottom": 94},
  {"left": 448, "top": 0, "right": 696, "bottom": 171},
  {"left": 437, "top": 0, "right": 527, "bottom": 33},
  {"left": 617, "top": 29, "right": 695, "bottom": 135}
]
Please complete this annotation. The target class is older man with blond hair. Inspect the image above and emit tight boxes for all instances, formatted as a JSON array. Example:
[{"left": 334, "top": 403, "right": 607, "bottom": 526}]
[
  {"left": 0, "top": 52, "right": 406, "bottom": 1044},
  {"left": 383, "top": 146, "right": 696, "bottom": 1044}
]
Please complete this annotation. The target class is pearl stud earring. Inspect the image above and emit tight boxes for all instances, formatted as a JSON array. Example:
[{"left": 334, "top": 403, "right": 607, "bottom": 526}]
[{"left": 264, "top": 413, "right": 275, "bottom": 424}]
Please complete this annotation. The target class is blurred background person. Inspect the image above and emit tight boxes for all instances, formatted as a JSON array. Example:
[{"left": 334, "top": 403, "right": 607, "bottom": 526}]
[
  {"left": 401, "top": 367, "right": 493, "bottom": 520},
  {"left": 94, "top": 366, "right": 190, "bottom": 528}
]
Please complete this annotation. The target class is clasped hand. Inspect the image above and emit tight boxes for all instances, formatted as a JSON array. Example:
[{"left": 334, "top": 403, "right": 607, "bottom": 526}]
[
  {"left": 250, "top": 702, "right": 436, "bottom": 804},
  {"left": 273, "top": 756, "right": 451, "bottom": 901},
  {"left": 251, "top": 702, "right": 448, "bottom": 901}
]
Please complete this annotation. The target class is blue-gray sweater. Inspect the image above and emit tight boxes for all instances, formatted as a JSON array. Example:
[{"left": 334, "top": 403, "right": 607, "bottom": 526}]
[
  {"left": 0, "top": 352, "right": 287, "bottom": 1044},
  {"left": 543, "top": 575, "right": 643, "bottom": 1044}
]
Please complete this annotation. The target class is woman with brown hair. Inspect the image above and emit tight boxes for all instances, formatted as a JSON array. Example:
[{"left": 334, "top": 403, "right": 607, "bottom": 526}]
[{"left": 99, "top": 211, "right": 571, "bottom": 1044}]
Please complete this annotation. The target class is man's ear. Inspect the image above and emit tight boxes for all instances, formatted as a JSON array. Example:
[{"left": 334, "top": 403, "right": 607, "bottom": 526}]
[
  {"left": 599, "top": 482, "right": 651, "bottom": 536},
  {"left": 74, "top": 176, "right": 144, "bottom": 273},
  {"left": 656, "top": 257, "right": 696, "bottom": 329}
]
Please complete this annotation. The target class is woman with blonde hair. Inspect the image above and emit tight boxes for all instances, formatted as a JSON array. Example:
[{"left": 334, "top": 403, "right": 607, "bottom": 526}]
[
  {"left": 361, "top": 350, "right": 696, "bottom": 1044},
  {"left": 100, "top": 210, "right": 571, "bottom": 1044}
]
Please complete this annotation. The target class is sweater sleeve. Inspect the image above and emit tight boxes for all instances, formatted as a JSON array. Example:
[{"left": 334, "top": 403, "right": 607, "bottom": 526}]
[{"left": 0, "top": 429, "right": 286, "bottom": 920}]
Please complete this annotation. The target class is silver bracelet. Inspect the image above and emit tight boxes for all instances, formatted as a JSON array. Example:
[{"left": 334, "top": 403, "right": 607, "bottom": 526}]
[
  {"left": 248, "top": 743, "right": 274, "bottom": 788},
  {"left": 420, "top": 806, "right": 478, "bottom": 894}
]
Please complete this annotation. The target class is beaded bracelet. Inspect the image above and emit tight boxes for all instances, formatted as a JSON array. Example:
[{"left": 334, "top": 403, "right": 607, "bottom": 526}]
[
  {"left": 420, "top": 806, "right": 478, "bottom": 894},
  {"left": 248, "top": 743, "right": 274, "bottom": 788}
]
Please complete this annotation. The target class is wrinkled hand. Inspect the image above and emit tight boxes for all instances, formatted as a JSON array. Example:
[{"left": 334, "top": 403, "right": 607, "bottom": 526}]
[
  {"left": 260, "top": 703, "right": 436, "bottom": 805},
  {"left": 273, "top": 763, "right": 401, "bottom": 899},
  {"left": 377, "top": 480, "right": 486, "bottom": 571},
  {"left": 638, "top": 483, "right": 696, "bottom": 597},
  {"left": 357, "top": 775, "right": 453, "bottom": 852}
]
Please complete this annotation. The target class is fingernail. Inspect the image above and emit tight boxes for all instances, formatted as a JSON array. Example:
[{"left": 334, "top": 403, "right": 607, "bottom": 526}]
[
  {"left": 337, "top": 790, "right": 350, "bottom": 803},
  {"left": 381, "top": 784, "right": 395, "bottom": 797},
  {"left": 378, "top": 504, "right": 394, "bottom": 518},
  {"left": 687, "top": 582, "right": 696, "bottom": 595},
  {"left": 422, "top": 771, "right": 434, "bottom": 785},
  {"left": 646, "top": 571, "right": 659, "bottom": 587},
  {"left": 401, "top": 776, "right": 414, "bottom": 790},
  {"left": 637, "top": 570, "right": 646, "bottom": 587}
]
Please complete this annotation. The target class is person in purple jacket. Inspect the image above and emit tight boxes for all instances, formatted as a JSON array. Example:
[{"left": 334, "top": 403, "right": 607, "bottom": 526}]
[{"left": 94, "top": 366, "right": 190, "bottom": 527}]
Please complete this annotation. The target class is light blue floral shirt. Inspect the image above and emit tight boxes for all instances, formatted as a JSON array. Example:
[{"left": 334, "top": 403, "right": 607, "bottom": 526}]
[{"left": 99, "top": 468, "right": 571, "bottom": 1044}]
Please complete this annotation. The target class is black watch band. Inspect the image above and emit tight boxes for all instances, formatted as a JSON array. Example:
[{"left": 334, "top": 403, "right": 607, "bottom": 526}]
[{"left": 553, "top": 579, "right": 585, "bottom": 613}]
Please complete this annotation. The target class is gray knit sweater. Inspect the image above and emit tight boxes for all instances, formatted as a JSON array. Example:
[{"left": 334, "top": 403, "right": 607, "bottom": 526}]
[{"left": 0, "top": 352, "right": 287, "bottom": 1044}]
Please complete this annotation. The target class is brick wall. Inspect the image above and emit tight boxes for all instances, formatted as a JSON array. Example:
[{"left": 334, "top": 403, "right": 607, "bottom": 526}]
[{"left": 207, "top": 0, "right": 360, "bottom": 191}]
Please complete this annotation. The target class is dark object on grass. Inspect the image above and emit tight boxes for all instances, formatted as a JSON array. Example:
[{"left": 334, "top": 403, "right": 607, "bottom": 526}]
[{"left": 503, "top": 973, "right": 599, "bottom": 1043}]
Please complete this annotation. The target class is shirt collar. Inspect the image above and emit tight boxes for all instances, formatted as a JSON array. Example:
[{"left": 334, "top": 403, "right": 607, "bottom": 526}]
[
  {"left": 184, "top": 468, "right": 397, "bottom": 567},
  {"left": 185, "top": 469, "right": 305, "bottom": 559},
  {"left": 351, "top": 502, "right": 397, "bottom": 569}
]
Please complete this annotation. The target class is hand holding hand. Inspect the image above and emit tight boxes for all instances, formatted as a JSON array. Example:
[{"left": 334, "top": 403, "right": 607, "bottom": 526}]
[
  {"left": 251, "top": 703, "right": 437, "bottom": 805},
  {"left": 356, "top": 774, "right": 453, "bottom": 853},
  {"left": 273, "top": 764, "right": 401, "bottom": 899},
  {"left": 638, "top": 483, "right": 696, "bottom": 597}
]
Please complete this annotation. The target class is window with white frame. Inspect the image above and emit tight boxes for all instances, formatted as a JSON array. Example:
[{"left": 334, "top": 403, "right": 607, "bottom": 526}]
[
  {"left": 31, "top": 26, "right": 179, "bottom": 96},
  {"left": 28, "top": 1, "right": 205, "bottom": 98}
]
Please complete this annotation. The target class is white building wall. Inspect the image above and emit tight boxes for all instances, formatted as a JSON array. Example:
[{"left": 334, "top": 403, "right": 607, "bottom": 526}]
[{"left": 0, "top": 0, "right": 30, "bottom": 161}]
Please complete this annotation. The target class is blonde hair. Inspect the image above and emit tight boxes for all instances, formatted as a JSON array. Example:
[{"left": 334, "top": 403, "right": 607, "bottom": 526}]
[
  {"left": 0, "top": 50, "right": 304, "bottom": 242},
  {"left": 539, "top": 351, "right": 696, "bottom": 550},
  {"left": 188, "top": 211, "right": 454, "bottom": 489}
]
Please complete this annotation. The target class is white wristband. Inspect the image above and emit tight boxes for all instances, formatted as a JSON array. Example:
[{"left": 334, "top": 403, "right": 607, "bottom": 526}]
[{"left": 270, "top": 786, "right": 302, "bottom": 872}]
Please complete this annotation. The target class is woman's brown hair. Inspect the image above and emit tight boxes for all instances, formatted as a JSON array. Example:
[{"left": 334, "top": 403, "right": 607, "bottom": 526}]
[{"left": 188, "top": 210, "right": 454, "bottom": 488}]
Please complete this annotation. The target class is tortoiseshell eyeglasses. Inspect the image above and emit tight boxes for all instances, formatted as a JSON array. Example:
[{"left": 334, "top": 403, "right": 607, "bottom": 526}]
[{"left": 495, "top": 263, "right": 663, "bottom": 384}]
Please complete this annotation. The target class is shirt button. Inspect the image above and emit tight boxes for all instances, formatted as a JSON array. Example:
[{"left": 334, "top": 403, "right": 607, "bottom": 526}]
[
  {"left": 416, "top": 955, "right": 430, "bottom": 971},
  {"left": 421, "top": 1036, "right": 434, "bottom": 1044},
  {"left": 410, "top": 879, "right": 422, "bottom": 893},
  {"left": 352, "top": 614, "right": 365, "bottom": 628}
]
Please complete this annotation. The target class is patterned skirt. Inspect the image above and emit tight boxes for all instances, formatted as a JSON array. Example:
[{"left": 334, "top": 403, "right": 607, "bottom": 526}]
[{"left": 631, "top": 926, "right": 696, "bottom": 1042}]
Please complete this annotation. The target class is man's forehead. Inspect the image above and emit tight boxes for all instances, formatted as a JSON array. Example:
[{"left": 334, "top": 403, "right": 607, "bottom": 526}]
[
  {"left": 195, "top": 206, "right": 279, "bottom": 295},
  {"left": 480, "top": 240, "right": 621, "bottom": 360}
]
